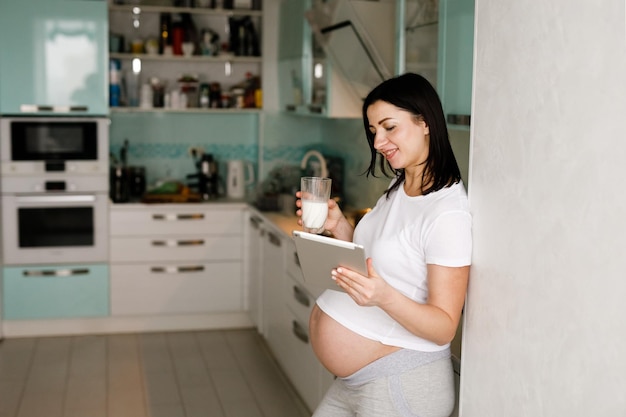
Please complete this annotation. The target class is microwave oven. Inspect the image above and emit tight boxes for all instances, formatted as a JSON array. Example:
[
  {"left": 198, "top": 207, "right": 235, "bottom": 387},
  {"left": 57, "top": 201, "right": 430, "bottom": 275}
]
[{"left": 0, "top": 117, "right": 109, "bottom": 176}]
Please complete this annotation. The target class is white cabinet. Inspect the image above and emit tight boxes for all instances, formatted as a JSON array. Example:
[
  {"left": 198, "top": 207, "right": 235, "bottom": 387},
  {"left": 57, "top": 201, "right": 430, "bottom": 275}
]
[
  {"left": 258, "top": 221, "right": 334, "bottom": 412},
  {"left": 108, "top": 3, "right": 262, "bottom": 111},
  {"left": 109, "top": 203, "right": 246, "bottom": 316},
  {"left": 260, "top": 225, "right": 286, "bottom": 344},
  {"left": 245, "top": 210, "right": 264, "bottom": 330}
]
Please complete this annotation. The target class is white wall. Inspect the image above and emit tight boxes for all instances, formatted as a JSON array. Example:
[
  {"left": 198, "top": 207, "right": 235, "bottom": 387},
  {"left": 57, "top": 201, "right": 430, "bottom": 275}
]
[{"left": 462, "top": 1, "right": 626, "bottom": 416}]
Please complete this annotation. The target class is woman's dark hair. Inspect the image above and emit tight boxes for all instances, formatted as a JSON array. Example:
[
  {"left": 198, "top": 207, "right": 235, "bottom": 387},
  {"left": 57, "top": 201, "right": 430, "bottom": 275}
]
[{"left": 362, "top": 73, "right": 461, "bottom": 197}]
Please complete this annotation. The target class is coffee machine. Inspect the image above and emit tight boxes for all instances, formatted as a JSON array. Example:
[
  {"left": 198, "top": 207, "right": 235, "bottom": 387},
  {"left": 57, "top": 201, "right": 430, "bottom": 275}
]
[{"left": 187, "top": 151, "right": 219, "bottom": 200}]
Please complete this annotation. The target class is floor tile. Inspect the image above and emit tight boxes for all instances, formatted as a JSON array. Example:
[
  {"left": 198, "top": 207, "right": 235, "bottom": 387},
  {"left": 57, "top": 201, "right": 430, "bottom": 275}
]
[{"left": 0, "top": 329, "right": 310, "bottom": 417}]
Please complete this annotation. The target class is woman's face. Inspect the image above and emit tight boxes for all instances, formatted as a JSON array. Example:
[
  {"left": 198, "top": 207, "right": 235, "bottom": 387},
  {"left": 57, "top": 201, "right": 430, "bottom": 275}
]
[{"left": 367, "top": 100, "right": 429, "bottom": 172}]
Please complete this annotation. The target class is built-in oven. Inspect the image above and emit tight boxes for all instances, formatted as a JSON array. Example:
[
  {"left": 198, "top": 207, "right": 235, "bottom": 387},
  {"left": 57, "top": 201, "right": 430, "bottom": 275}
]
[
  {"left": 1, "top": 192, "right": 108, "bottom": 265},
  {"left": 0, "top": 116, "right": 109, "bottom": 266}
]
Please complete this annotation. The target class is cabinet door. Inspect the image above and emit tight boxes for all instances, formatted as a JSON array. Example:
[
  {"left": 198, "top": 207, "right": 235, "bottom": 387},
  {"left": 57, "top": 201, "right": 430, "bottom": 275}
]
[
  {"left": 246, "top": 212, "right": 264, "bottom": 330},
  {"left": 110, "top": 261, "right": 242, "bottom": 315},
  {"left": 2, "top": 264, "right": 109, "bottom": 319},
  {"left": 0, "top": 0, "right": 108, "bottom": 115},
  {"left": 261, "top": 228, "right": 285, "bottom": 344},
  {"left": 437, "top": 0, "right": 475, "bottom": 127}
]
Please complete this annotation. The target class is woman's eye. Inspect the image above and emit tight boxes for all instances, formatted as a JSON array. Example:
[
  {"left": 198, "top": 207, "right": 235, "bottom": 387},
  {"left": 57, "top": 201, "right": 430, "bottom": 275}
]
[{"left": 385, "top": 125, "right": 395, "bottom": 132}]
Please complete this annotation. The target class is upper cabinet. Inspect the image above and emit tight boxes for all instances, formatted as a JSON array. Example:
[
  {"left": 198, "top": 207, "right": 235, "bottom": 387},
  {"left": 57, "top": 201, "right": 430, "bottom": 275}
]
[
  {"left": 278, "top": 0, "right": 396, "bottom": 119},
  {"left": 403, "top": 0, "right": 438, "bottom": 86},
  {"left": 108, "top": 1, "right": 263, "bottom": 112},
  {"left": 437, "top": 0, "right": 474, "bottom": 128},
  {"left": 0, "top": 0, "right": 109, "bottom": 116}
]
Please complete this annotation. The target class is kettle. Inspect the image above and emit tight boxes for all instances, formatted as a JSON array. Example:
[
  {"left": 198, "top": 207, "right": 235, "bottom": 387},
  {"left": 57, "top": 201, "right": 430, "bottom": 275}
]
[{"left": 227, "top": 160, "right": 255, "bottom": 199}]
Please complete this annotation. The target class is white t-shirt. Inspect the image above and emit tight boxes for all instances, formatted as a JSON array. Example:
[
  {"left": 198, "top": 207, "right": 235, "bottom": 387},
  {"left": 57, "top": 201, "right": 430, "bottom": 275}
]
[{"left": 315, "top": 180, "right": 472, "bottom": 351}]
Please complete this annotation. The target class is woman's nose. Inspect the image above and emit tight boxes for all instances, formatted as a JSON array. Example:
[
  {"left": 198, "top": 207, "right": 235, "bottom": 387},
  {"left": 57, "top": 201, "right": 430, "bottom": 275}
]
[{"left": 373, "top": 132, "right": 386, "bottom": 150}]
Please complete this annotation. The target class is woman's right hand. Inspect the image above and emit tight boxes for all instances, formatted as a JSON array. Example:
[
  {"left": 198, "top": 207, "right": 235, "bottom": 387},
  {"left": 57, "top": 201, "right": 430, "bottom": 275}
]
[{"left": 295, "top": 191, "right": 354, "bottom": 241}]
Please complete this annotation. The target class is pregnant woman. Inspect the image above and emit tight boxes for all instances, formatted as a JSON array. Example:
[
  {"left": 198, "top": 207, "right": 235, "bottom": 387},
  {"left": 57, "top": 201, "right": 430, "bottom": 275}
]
[{"left": 296, "top": 73, "right": 472, "bottom": 417}]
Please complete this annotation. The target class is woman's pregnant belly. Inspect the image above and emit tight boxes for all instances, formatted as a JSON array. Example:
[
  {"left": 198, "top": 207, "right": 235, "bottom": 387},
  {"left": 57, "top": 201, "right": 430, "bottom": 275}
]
[{"left": 309, "top": 304, "right": 401, "bottom": 377}]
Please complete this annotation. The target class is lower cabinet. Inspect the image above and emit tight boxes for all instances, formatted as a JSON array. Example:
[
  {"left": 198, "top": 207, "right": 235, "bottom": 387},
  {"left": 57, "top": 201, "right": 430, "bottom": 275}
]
[
  {"left": 2, "top": 264, "right": 109, "bottom": 319},
  {"left": 260, "top": 225, "right": 334, "bottom": 411},
  {"left": 109, "top": 204, "right": 246, "bottom": 316},
  {"left": 110, "top": 262, "right": 241, "bottom": 315}
]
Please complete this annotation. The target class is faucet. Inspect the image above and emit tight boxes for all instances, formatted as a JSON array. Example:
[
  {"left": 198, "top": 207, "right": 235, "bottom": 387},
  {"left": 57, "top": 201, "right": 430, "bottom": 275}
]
[{"left": 300, "top": 150, "right": 329, "bottom": 178}]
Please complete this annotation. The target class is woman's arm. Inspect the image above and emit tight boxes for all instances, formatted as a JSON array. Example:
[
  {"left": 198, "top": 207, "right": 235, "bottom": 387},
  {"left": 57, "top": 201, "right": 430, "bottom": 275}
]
[{"left": 332, "top": 261, "right": 469, "bottom": 345}]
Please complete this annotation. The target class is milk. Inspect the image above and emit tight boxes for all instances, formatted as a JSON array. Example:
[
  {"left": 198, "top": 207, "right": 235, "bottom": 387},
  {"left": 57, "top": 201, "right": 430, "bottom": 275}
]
[{"left": 302, "top": 200, "right": 328, "bottom": 229}]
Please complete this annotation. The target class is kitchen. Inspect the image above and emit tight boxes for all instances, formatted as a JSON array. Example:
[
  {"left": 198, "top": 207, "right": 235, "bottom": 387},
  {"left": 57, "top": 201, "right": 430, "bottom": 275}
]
[{"left": 0, "top": 0, "right": 473, "bottom": 416}]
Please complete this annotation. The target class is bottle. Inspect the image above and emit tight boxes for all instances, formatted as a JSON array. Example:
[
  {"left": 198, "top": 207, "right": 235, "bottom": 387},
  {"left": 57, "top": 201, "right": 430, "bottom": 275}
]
[
  {"left": 199, "top": 83, "right": 210, "bottom": 108},
  {"left": 109, "top": 60, "right": 121, "bottom": 107},
  {"left": 158, "top": 13, "right": 171, "bottom": 55}
]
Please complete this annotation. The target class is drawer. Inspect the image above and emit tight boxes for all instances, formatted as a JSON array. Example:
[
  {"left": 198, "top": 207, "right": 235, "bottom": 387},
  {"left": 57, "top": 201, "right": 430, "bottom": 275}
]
[
  {"left": 275, "top": 305, "right": 322, "bottom": 411},
  {"left": 110, "top": 208, "right": 243, "bottom": 236},
  {"left": 2, "top": 264, "right": 109, "bottom": 320},
  {"left": 285, "top": 238, "right": 305, "bottom": 284},
  {"left": 110, "top": 235, "right": 243, "bottom": 262},
  {"left": 110, "top": 262, "right": 242, "bottom": 315},
  {"left": 284, "top": 271, "right": 314, "bottom": 326}
]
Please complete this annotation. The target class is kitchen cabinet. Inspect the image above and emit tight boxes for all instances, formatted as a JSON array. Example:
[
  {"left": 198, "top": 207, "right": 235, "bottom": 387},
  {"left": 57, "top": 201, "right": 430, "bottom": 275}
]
[
  {"left": 278, "top": 0, "right": 396, "bottom": 119},
  {"left": 260, "top": 225, "right": 285, "bottom": 343},
  {"left": 258, "top": 218, "right": 334, "bottom": 412},
  {"left": 277, "top": 0, "right": 363, "bottom": 118},
  {"left": 245, "top": 210, "right": 264, "bottom": 331},
  {"left": 2, "top": 264, "right": 109, "bottom": 320},
  {"left": 437, "top": 0, "right": 474, "bottom": 128},
  {"left": 109, "top": 203, "right": 246, "bottom": 316},
  {"left": 0, "top": 0, "right": 108, "bottom": 115},
  {"left": 108, "top": 3, "right": 262, "bottom": 111},
  {"left": 403, "top": 0, "right": 439, "bottom": 85}
]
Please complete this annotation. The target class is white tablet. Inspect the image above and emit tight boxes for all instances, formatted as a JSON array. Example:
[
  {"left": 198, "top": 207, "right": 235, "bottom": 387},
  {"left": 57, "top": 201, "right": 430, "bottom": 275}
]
[{"left": 292, "top": 230, "right": 368, "bottom": 297}]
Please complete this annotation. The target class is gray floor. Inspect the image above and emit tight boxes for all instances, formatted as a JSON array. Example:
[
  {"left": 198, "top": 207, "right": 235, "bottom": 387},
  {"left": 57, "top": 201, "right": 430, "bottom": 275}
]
[{"left": 0, "top": 329, "right": 311, "bottom": 417}]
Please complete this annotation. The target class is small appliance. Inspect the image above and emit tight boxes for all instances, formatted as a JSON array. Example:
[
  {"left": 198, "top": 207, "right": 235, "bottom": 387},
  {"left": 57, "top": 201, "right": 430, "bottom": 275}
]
[
  {"left": 226, "top": 159, "right": 255, "bottom": 199},
  {"left": 187, "top": 150, "right": 219, "bottom": 200}
]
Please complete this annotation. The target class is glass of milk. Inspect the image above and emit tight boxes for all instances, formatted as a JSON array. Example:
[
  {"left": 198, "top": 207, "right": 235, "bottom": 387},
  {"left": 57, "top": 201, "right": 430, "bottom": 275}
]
[{"left": 300, "top": 176, "right": 332, "bottom": 234}]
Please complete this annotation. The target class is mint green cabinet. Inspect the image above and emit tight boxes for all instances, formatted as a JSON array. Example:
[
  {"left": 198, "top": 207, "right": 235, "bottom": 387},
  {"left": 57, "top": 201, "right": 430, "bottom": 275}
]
[
  {"left": 2, "top": 264, "right": 109, "bottom": 319},
  {"left": 437, "top": 0, "right": 475, "bottom": 127},
  {"left": 0, "top": 0, "right": 108, "bottom": 115}
]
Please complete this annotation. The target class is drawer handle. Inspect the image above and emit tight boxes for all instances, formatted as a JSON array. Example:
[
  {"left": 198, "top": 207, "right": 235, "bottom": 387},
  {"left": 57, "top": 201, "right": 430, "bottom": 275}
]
[
  {"left": 152, "top": 213, "right": 205, "bottom": 221},
  {"left": 20, "top": 104, "right": 88, "bottom": 113},
  {"left": 150, "top": 265, "right": 205, "bottom": 274},
  {"left": 293, "top": 251, "right": 300, "bottom": 267},
  {"left": 267, "top": 231, "right": 281, "bottom": 247},
  {"left": 293, "top": 285, "right": 310, "bottom": 307},
  {"left": 249, "top": 215, "right": 262, "bottom": 229},
  {"left": 23, "top": 268, "right": 89, "bottom": 277},
  {"left": 292, "top": 320, "right": 309, "bottom": 344},
  {"left": 152, "top": 239, "right": 205, "bottom": 247}
]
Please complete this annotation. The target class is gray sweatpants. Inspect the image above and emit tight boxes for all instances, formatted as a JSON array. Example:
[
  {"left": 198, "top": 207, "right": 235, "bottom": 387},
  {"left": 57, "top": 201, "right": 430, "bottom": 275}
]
[{"left": 312, "top": 348, "right": 455, "bottom": 417}]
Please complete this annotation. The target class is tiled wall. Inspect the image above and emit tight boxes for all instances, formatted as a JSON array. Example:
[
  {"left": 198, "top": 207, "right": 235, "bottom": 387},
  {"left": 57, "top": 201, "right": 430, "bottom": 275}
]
[{"left": 108, "top": 112, "right": 469, "bottom": 210}]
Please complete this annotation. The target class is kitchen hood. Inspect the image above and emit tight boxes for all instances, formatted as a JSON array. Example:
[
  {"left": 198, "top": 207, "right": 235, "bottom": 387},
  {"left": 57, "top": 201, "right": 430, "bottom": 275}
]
[{"left": 305, "top": 0, "right": 396, "bottom": 102}]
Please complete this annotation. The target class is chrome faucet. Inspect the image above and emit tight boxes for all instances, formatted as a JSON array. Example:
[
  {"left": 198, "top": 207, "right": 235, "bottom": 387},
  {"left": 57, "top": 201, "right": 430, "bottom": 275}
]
[{"left": 300, "top": 150, "right": 328, "bottom": 178}]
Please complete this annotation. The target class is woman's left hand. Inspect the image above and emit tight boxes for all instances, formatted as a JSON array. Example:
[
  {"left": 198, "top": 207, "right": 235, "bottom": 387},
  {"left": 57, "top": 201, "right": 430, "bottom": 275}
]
[{"left": 331, "top": 258, "right": 392, "bottom": 307}]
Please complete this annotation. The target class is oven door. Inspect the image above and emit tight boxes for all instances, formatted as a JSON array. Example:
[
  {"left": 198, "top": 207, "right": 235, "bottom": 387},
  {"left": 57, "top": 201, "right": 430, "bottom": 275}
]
[
  {"left": 0, "top": 117, "right": 109, "bottom": 175},
  {"left": 1, "top": 193, "right": 108, "bottom": 265}
]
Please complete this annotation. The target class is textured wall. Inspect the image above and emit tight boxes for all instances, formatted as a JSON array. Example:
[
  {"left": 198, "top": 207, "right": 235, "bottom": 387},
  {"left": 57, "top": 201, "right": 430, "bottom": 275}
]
[{"left": 462, "top": 1, "right": 626, "bottom": 416}]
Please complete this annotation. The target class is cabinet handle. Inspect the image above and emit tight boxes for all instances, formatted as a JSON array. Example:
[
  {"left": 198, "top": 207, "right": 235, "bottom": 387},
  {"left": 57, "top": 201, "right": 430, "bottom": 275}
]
[
  {"left": 152, "top": 213, "right": 205, "bottom": 221},
  {"left": 150, "top": 265, "right": 205, "bottom": 274},
  {"left": 249, "top": 215, "right": 262, "bottom": 229},
  {"left": 20, "top": 104, "right": 88, "bottom": 113},
  {"left": 267, "top": 231, "right": 281, "bottom": 247},
  {"left": 293, "top": 251, "right": 300, "bottom": 267},
  {"left": 151, "top": 239, "right": 205, "bottom": 247},
  {"left": 446, "top": 114, "right": 471, "bottom": 126},
  {"left": 292, "top": 320, "right": 309, "bottom": 344},
  {"left": 23, "top": 268, "right": 89, "bottom": 277},
  {"left": 293, "top": 285, "right": 310, "bottom": 307}
]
